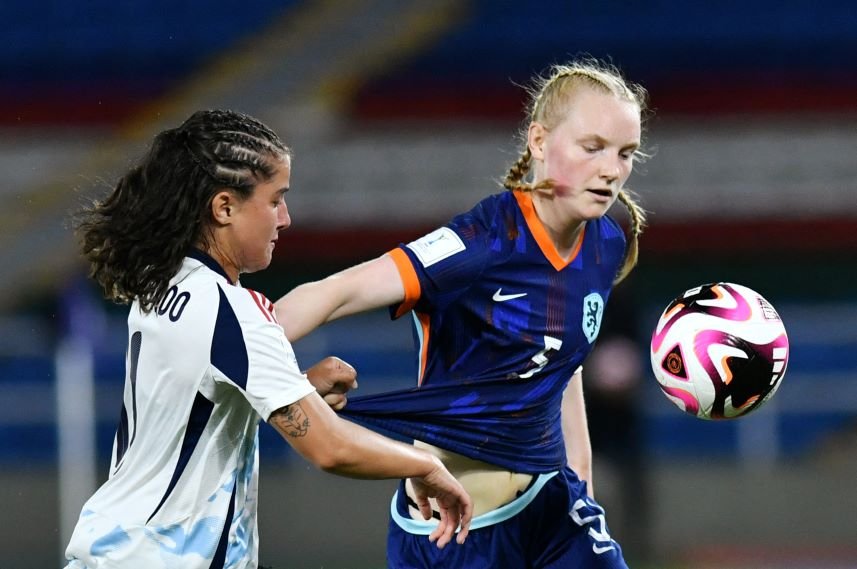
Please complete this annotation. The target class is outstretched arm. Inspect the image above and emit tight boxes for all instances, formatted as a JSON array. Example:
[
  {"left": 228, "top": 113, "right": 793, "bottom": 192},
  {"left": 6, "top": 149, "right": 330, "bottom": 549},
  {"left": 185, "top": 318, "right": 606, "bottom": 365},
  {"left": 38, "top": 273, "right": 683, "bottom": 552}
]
[
  {"left": 269, "top": 391, "right": 471, "bottom": 547},
  {"left": 274, "top": 254, "right": 405, "bottom": 342},
  {"left": 562, "top": 368, "right": 594, "bottom": 497}
]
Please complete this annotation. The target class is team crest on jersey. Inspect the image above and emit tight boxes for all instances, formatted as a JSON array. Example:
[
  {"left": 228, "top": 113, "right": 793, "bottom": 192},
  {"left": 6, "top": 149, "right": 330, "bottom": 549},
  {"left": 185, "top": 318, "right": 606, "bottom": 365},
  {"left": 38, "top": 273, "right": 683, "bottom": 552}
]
[
  {"left": 582, "top": 292, "right": 604, "bottom": 343},
  {"left": 407, "top": 227, "right": 465, "bottom": 267}
]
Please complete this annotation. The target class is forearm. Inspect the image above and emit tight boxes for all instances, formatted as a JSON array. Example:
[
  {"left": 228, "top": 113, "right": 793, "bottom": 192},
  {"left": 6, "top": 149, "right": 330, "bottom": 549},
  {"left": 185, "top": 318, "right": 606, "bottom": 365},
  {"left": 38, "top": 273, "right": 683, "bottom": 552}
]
[
  {"left": 274, "top": 255, "right": 404, "bottom": 342},
  {"left": 270, "top": 394, "right": 473, "bottom": 548},
  {"left": 274, "top": 279, "right": 344, "bottom": 341},
  {"left": 562, "top": 370, "right": 594, "bottom": 496},
  {"left": 317, "top": 420, "right": 441, "bottom": 480},
  {"left": 269, "top": 392, "right": 438, "bottom": 480}
]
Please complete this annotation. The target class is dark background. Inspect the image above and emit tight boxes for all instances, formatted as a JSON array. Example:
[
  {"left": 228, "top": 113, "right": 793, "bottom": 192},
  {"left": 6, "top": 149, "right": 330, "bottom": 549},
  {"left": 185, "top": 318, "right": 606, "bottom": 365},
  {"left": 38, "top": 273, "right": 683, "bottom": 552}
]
[{"left": 1, "top": 1, "right": 855, "bottom": 567}]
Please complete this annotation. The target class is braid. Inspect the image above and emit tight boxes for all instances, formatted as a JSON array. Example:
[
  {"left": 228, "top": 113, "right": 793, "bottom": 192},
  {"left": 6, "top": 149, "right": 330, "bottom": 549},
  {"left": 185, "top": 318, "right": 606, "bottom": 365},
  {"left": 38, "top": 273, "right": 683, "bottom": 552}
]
[
  {"left": 614, "top": 189, "right": 647, "bottom": 284},
  {"left": 181, "top": 111, "right": 289, "bottom": 192},
  {"left": 78, "top": 109, "right": 291, "bottom": 311},
  {"left": 503, "top": 147, "right": 533, "bottom": 191}
]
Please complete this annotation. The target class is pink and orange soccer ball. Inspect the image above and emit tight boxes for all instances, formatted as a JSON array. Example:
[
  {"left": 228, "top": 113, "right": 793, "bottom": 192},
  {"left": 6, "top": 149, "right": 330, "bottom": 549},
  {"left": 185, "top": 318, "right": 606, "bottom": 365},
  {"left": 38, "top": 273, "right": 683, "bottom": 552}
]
[{"left": 650, "top": 283, "right": 789, "bottom": 420}]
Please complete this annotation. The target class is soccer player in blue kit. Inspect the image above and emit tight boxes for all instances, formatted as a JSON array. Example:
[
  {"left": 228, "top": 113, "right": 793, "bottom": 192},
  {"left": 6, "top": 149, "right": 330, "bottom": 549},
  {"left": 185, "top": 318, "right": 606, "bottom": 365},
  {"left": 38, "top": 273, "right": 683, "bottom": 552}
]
[
  {"left": 275, "top": 59, "right": 649, "bottom": 568},
  {"left": 63, "top": 109, "right": 472, "bottom": 568}
]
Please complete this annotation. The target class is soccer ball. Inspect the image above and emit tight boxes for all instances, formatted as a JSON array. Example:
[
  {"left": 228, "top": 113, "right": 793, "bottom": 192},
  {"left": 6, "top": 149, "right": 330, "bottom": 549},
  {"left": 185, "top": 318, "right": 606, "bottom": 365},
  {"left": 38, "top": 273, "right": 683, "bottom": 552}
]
[{"left": 650, "top": 282, "right": 789, "bottom": 420}]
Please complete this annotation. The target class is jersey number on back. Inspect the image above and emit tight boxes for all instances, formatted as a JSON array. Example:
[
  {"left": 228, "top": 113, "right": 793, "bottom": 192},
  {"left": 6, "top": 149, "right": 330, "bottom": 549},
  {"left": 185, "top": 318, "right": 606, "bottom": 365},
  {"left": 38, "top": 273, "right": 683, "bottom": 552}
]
[{"left": 157, "top": 285, "right": 191, "bottom": 322}]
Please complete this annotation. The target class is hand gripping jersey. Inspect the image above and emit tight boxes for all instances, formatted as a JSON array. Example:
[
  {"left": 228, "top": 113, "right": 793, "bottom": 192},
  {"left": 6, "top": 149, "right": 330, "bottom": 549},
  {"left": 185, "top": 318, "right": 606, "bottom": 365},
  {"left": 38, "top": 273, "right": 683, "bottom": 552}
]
[
  {"left": 341, "top": 191, "right": 626, "bottom": 474},
  {"left": 65, "top": 251, "right": 315, "bottom": 569}
]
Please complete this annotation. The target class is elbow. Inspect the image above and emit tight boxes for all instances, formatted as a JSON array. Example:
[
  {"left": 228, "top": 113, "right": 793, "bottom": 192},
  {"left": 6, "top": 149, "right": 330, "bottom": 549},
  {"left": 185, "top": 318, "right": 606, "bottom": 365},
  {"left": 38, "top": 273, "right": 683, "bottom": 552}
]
[
  {"left": 316, "top": 451, "right": 361, "bottom": 477},
  {"left": 301, "top": 430, "right": 356, "bottom": 474},
  {"left": 313, "top": 448, "right": 349, "bottom": 473}
]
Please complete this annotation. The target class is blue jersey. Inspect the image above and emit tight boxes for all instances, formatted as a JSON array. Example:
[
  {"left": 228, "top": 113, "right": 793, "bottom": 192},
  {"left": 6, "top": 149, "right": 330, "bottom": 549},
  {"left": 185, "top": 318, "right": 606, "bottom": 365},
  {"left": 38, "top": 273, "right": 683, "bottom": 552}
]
[{"left": 341, "top": 190, "right": 626, "bottom": 473}]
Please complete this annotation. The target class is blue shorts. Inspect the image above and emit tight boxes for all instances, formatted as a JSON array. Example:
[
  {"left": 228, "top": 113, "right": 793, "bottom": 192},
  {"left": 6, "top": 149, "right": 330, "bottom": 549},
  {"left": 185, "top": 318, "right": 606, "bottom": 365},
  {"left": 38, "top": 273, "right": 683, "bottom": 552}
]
[{"left": 387, "top": 467, "right": 628, "bottom": 569}]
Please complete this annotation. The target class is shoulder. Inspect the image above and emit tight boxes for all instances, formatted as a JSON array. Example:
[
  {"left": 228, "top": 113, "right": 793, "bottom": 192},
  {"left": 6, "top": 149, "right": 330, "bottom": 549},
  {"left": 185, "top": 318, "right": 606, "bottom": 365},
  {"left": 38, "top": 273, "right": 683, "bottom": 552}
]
[
  {"left": 405, "top": 191, "right": 512, "bottom": 263},
  {"left": 139, "top": 258, "right": 223, "bottom": 327},
  {"left": 453, "top": 191, "right": 515, "bottom": 229},
  {"left": 586, "top": 215, "right": 628, "bottom": 275},
  {"left": 596, "top": 214, "right": 627, "bottom": 243},
  {"left": 588, "top": 214, "right": 628, "bottom": 262},
  {"left": 167, "top": 259, "right": 276, "bottom": 328},
  {"left": 227, "top": 287, "right": 279, "bottom": 325},
  {"left": 216, "top": 284, "right": 279, "bottom": 327},
  {"left": 441, "top": 191, "right": 517, "bottom": 252}
]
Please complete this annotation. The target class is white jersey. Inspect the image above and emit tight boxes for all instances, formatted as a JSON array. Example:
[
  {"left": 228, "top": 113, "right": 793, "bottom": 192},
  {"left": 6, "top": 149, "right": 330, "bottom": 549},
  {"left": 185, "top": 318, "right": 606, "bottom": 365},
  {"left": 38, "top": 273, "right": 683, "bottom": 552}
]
[{"left": 65, "top": 251, "right": 315, "bottom": 569}]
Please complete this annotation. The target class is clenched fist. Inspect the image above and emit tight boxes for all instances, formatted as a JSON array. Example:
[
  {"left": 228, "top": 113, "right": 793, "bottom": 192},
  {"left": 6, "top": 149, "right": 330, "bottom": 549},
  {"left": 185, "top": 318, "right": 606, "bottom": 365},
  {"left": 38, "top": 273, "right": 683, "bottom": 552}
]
[{"left": 304, "top": 356, "right": 357, "bottom": 411}]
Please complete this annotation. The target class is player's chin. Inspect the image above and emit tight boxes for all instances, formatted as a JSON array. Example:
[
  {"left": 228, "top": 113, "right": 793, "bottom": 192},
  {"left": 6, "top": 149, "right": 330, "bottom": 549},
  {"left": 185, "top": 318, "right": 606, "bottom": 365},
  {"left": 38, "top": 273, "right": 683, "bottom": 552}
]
[
  {"left": 246, "top": 254, "right": 273, "bottom": 274},
  {"left": 580, "top": 204, "right": 612, "bottom": 220},
  {"left": 588, "top": 197, "right": 618, "bottom": 217}
]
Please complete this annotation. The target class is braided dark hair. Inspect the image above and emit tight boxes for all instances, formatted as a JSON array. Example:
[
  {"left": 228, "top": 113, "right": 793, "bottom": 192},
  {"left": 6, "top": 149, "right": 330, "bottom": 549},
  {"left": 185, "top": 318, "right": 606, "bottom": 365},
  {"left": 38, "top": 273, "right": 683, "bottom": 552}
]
[{"left": 77, "top": 109, "right": 290, "bottom": 311}]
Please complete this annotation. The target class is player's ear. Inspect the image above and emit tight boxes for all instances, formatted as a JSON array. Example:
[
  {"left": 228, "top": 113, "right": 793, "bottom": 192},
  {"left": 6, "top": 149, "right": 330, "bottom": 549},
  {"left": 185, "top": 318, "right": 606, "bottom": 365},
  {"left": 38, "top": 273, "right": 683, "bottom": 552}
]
[
  {"left": 211, "top": 190, "right": 236, "bottom": 225},
  {"left": 528, "top": 122, "right": 547, "bottom": 162}
]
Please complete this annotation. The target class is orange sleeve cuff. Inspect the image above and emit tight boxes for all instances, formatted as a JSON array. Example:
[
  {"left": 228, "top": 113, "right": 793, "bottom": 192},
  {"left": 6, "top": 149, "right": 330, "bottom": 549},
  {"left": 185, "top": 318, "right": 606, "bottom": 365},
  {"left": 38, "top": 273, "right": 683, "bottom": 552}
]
[{"left": 387, "top": 247, "right": 421, "bottom": 319}]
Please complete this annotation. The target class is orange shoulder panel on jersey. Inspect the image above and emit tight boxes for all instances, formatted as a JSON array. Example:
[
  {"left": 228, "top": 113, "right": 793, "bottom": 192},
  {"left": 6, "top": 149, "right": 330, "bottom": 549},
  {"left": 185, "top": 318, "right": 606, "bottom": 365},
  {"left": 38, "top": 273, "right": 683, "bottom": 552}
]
[{"left": 387, "top": 247, "right": 421, "bottom": 318}]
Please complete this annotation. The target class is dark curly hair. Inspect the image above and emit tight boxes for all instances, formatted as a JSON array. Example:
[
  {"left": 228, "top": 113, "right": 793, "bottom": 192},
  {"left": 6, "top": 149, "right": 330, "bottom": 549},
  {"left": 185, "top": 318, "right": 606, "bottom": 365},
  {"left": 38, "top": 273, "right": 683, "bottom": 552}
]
[{"left": 77, "top": 109, "right": 290, "bottom": 312}]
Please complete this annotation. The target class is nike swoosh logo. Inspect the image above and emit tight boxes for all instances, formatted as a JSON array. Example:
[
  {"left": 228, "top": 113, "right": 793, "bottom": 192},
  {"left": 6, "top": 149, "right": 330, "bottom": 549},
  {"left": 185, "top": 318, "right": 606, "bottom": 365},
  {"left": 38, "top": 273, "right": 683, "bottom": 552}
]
[
  {"left": 493, "top": 288, "right": 527, "bottom": 302},
  {"left": 592, "top": 544, "right": 615, "bottom": 555}
]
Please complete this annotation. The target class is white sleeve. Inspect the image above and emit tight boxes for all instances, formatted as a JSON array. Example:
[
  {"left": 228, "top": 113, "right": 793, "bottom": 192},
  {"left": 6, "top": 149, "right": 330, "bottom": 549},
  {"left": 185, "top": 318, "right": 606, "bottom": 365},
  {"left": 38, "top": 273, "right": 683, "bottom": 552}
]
[
  {"left": 209, "top": 286, "right": 316, "bottom": 420},
  {"left": 241, "top": 318, "right": 316, "bottom": 420}
]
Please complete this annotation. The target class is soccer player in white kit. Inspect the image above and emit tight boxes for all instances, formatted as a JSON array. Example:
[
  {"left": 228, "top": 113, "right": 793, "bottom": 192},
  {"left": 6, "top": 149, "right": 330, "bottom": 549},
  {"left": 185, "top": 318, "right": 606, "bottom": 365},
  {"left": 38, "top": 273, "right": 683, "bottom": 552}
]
[{"left": 64, "top": 109, "right": 471, "bottom": 568}]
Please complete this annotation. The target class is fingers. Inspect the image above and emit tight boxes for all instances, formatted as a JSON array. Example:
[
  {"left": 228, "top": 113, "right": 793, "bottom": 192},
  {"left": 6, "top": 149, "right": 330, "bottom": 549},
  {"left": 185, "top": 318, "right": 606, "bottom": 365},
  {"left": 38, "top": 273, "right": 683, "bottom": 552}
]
[
  {"left": 431, "top": 495, "right": 471, "bottom": 548},
  {"left": 326, "top": 378, "right": 357, "bottom": 394},
  {"left": 321, "top": 392, "right": 348, "bottom": 411},
  {"left": 412, "top": 459, "right": 472, "bottom": 549},
  {"left": 321, "top": 356, "right": 357, "bottom": 381},
  {"left": 428, "top": 508, "right": 455, "bottom": 549},
  {"left": 456, "top": 505, "right": 471, "bottom": 544},
  {"left": 413, "top": 493, "right": 433, "bottom": 522},
  {"left": 305, "top": 356, "right": 358, "bottom": 395},
  {"left": 413, "top": 485, "right": 471, "bottom": 549},
  {"left": 411, "top": 479, "right": 454, "bottom": 548},
  {"left": 451, "top": 489, "right": 472, "bottom": 544}
]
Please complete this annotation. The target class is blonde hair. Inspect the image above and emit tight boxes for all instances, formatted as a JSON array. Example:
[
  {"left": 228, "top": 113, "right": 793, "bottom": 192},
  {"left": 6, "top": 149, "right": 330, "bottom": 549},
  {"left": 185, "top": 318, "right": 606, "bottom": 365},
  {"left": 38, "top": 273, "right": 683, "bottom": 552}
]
[{"left": 503, "top": 59, "right": 649, "bottom": 284}]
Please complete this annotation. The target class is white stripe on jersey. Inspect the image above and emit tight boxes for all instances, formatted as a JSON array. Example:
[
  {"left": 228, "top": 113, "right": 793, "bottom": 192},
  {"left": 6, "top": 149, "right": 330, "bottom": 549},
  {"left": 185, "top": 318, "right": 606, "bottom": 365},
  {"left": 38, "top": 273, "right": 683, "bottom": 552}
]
[{"left": 65, "top": 255, "right": 315, "bottom": 568}]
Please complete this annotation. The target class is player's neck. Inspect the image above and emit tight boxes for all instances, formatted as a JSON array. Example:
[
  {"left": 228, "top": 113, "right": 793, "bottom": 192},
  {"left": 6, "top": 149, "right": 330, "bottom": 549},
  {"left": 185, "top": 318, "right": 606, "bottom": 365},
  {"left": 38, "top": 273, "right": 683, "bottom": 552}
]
[{"left": 531, "top": 198, "right": 585, "bottom": 260}]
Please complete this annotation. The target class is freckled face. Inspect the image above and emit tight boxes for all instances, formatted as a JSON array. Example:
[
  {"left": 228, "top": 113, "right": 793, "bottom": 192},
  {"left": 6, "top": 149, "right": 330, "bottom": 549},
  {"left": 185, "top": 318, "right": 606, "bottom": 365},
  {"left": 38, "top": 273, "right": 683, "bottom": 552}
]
[
  {"left": 531, "top": 89, "right": 641, "bottom": 226},
  {"left": 231, "top": 157, "right": 292, "bottom": 274}
]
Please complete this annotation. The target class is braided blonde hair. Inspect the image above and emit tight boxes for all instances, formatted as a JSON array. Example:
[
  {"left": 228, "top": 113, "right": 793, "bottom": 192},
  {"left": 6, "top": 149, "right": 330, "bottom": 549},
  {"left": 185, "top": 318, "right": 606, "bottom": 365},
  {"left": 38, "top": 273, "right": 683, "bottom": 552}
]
[{"left": 503, "top": 59, "right": 649, "bottom": 284}]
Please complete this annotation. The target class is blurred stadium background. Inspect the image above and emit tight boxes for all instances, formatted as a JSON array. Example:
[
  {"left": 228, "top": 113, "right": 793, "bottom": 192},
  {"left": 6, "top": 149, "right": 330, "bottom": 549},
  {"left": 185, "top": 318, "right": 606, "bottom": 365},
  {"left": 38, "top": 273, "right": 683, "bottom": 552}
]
[{"left": 1, "top": 1, "right": 856, "bottom": 567}]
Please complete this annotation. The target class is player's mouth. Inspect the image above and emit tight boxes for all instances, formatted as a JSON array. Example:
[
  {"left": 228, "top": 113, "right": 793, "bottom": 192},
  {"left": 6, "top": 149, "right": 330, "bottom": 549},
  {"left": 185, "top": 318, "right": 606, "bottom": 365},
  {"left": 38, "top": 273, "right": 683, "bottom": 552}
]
[{"left": 587, "top": 188, "right": 613, "bottom": 199}]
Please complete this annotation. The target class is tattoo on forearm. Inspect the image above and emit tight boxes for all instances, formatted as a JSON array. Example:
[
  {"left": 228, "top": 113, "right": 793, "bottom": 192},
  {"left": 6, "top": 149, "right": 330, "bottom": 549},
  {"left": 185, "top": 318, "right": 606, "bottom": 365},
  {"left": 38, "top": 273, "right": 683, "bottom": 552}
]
[{"left": 270, "top": 403, "right": 310, "bottom": 437}]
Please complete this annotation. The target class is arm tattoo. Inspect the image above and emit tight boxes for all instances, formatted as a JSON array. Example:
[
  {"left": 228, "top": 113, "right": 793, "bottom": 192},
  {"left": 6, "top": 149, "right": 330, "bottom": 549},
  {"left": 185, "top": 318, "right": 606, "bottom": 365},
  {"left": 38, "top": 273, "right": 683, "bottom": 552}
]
[{"left": 270, "top": 402, "right": 310, "bottom": 438}]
